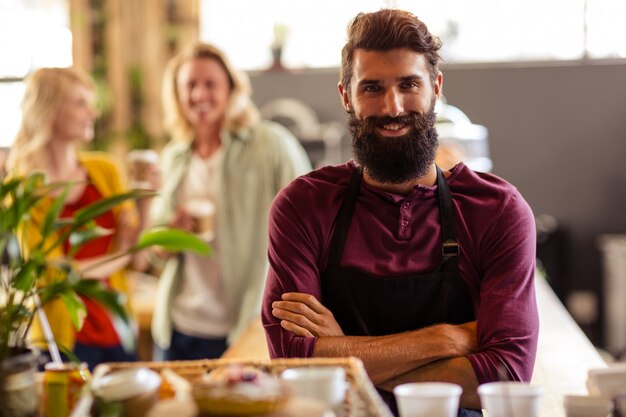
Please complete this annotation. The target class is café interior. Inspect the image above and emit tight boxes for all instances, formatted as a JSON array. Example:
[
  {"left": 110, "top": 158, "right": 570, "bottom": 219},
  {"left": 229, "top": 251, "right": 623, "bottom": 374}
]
[{"left": 1, "top": 1, "right": 625, "bottom": 416}]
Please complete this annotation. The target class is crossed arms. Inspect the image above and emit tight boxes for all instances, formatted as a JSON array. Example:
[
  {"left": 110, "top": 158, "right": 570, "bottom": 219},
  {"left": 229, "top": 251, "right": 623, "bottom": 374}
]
[{"left": 271, "top": 292, "right": 481, "bottom": 408}]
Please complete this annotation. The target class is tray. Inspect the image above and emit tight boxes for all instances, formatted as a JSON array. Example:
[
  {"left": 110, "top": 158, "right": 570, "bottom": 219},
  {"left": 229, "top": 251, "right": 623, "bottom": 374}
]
[{"left": 95, "top": 356, "right": 393, "bottom": 417}]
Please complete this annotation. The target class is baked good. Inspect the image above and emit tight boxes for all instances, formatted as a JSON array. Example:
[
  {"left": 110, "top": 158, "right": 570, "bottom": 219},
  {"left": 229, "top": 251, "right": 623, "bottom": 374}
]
[{"left": 192, "top": 365, "right": 290, "bottom": 415}]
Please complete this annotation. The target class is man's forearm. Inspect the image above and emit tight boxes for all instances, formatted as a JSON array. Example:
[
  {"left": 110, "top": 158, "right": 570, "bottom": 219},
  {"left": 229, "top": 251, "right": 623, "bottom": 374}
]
[{"left": 312, "top": 322, "right": 476, "bottom": 385}]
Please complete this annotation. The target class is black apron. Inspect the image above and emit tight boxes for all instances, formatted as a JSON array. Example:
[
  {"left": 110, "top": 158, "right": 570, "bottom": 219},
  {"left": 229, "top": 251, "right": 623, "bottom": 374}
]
[{"left": 320, "top": 166, "right": 476, "bottom": 415}]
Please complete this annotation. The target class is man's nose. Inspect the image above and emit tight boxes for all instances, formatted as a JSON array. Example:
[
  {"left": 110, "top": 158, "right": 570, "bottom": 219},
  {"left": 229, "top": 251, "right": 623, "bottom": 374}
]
[{"left": 382, "top": 89, "right": 404, "bottom": 117}]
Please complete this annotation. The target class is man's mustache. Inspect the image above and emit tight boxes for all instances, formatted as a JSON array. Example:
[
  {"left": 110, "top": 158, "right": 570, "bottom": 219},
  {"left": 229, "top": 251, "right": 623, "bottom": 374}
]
[{"left": 360, "top": 112, "right": 436, "bottom": 133}]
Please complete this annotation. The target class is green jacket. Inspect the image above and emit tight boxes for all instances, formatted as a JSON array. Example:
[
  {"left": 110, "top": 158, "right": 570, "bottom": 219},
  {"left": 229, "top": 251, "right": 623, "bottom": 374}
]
[{"left": 150, "top": 121, "right": 311, "bottom": 348}]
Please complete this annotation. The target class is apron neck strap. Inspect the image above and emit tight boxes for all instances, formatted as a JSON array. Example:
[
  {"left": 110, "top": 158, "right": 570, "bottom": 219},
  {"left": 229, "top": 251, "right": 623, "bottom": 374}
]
[
  {"left": 328, "top": 166, "right": 363, "bottom": 266},
  {"left": 328, "top": 165, "right": 459, "bottom": 266},
  {"left": 436, "top": 166, "right": 460, "bottom": 260}
]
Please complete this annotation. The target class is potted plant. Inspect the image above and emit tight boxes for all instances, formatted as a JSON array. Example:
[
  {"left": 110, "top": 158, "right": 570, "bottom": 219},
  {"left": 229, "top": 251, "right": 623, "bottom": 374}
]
[{"left": 0, "top": 172, "right": 209, "bottom": 417}]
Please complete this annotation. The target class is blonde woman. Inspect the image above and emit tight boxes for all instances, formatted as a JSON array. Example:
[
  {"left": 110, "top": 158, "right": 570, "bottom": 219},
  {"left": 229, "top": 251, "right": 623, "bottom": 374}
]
[
  {"left": 7, "top": 67, "right": 142, "bottom": 369},
  {"left": 150, "top": 42, "right": 311, "bottom": 360}
]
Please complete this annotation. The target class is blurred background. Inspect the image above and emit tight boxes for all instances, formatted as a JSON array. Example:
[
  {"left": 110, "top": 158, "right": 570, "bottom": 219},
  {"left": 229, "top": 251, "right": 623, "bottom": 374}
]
[{"left": 0, "top": 0, "right": 625, "bottom": 355}]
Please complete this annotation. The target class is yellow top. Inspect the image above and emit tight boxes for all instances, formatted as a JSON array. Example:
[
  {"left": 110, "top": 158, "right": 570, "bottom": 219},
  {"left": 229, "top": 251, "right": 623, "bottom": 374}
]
[{"left": 22, "top": 151, "right": 138, "bottom": 351}]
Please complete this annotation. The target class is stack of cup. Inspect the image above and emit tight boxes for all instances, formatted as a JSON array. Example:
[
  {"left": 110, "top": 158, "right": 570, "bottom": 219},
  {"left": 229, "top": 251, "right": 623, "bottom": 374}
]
[{"left": 393, "top": 382, "right": 462, "bottom": 417}]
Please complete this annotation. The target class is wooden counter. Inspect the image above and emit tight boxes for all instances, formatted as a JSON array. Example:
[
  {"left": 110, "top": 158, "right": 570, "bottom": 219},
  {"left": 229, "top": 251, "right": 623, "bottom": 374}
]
[
  {"left": 532, "top": 277, "right": 606, "bottom": 417},
  {"left": 221, "top": 318, "right": 269, "bottom": 360}
]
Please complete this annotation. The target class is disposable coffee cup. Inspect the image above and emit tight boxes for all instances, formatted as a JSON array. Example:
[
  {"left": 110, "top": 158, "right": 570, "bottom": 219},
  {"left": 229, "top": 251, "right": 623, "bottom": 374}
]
[
  {"left": 280, "top": 366, "right": 347, "bottom": 410},
  {"left": 393, "top": 382, "right": 462, "bottom": 417},
  {"left": 477, "top": 381, "right": 542, "bottom": 417},
  {"left": 563, "top": 394, "right": 613, "bottom": 417},
  {"left": 185, "top": 198, "right": 216, "bottom": 241},
  {"left": 128, "top": 149, "right": 159, "bottom": 190}
]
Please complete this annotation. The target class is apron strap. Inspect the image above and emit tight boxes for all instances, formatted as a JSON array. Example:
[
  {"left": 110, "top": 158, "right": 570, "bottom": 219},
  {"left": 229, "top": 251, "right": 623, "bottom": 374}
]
[
  {"left": 436, "top": 165, "right": 460, "bottom": 260},
  {"left": 329, "top": 165, "right": 459, "bottom": 265},
  {"left": 328, "top": 166, "right": 363, "bottom": 266}
]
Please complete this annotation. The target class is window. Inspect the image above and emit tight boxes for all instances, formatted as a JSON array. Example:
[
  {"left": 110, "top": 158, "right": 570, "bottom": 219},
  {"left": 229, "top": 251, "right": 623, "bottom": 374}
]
[
  {"left": 0, "top": 0, "right": 71, "bottom": 148},
  {"left": 199, "top": 0, "right": 626, "bottom": 70}
]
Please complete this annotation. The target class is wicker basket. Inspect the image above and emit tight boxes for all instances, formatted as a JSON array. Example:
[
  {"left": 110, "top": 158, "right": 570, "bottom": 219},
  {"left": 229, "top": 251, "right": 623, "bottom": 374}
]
[{"left": 95, "top": 356, "right": 392, "bottom": 417}]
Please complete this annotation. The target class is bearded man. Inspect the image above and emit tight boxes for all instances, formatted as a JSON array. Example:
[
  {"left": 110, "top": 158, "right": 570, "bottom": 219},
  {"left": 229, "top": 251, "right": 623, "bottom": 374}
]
[{"left": 261, "top": 9, "right": 538, "bottom": 417}]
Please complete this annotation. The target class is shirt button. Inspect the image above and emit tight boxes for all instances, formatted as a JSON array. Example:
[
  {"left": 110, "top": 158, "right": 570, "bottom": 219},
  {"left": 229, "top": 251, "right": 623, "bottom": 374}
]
[{"left": 401, "top": 220, "right": 409, "bottom": 227}]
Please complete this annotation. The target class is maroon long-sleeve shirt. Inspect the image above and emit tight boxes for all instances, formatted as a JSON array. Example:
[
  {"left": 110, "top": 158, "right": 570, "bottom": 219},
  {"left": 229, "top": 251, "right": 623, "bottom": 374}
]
[{"left": 262, "top": 161, "right": 538, "bottom": 384}]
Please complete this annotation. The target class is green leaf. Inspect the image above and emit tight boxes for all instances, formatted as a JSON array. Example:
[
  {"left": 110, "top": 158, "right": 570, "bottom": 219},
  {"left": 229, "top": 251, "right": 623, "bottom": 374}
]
[
  {"left": 0, "top": 178, "right": 21, "bottom": 201},
  {"left": 59, "top": 291, "right": 86, "bottom": 330},
  {"left": 40, "top": 185, "right": 70, "bottom": 240},
  {"left": 68, "top": 224, "right": 113, "bottom": 251},
  {"left": 73, "top": 189, "right": 156, "bottom": 226},
  {"left": 133, "top": 226, "right": 211, "bottom": 256},
  {"left": 74, "top": 280, "right": 129, "bottom": 323},
  {"left": 12, "top": 260, "right": 37, "bottom": 292}
]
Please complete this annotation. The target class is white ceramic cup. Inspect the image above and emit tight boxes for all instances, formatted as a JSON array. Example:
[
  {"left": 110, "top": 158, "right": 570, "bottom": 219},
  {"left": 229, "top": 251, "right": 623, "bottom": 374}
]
[
  {"left": 477, "top": 381, "right": 542, "bottom": 417},
  {"left": 184, "top": 198, "right": 216, "bottom": 240},
  {"left": 127, "top": 149, "right": 159, "bottom": 190},
  {"left": 393, "top": 382, "right": 462, "bottom": 417},
  {"left": 280, "top": 366, "right": 347, "bottom": 409}
]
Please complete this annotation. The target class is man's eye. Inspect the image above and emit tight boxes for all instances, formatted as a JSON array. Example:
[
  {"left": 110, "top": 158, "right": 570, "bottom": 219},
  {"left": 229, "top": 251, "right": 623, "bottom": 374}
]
[
  {"left": 401, "top": 81, "right": 420, "bottom": 89},
  {"left": 363, "top": 85, "right": 380, "bottom": 93}
]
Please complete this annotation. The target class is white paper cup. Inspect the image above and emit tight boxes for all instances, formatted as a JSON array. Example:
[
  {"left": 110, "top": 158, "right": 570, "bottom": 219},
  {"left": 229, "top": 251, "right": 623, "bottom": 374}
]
[
  {"left": 127, "top": 149, "right": 159, "bottom": 189},
  {"left": 393, "top": 382, "right": 462, "bottom": 417},
  {"left": 563, "top": 394, "right": 613, "bottom": 417},
  {"left": 280, "top": 366, "right": 347, "bottom": 409},
  {"left": 185, "top": 199, "right": 216, "bottom": 241},
  {"left": 588, "top": 364, "right": 626, "bottom": 398},
  {"left": 477, "top": 382, "right": 542, "bottom": 417}
]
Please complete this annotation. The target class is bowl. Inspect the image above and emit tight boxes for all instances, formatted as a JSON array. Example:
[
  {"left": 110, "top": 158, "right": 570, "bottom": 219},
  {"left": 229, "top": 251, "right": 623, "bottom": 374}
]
[{"left": 92, "top": 367, "right": 162, "bottom": 417}]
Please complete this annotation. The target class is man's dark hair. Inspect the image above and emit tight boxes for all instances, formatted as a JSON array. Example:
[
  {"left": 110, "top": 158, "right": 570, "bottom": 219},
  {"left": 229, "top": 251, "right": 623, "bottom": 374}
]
[{"left": 340, "top": 9, "right": 442, "bottom": 93}]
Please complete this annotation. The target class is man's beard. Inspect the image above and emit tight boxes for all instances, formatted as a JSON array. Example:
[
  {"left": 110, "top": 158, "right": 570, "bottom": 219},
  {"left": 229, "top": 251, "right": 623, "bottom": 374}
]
[{"left": 349, "top": 107, "right": 438, "bottom": 184}]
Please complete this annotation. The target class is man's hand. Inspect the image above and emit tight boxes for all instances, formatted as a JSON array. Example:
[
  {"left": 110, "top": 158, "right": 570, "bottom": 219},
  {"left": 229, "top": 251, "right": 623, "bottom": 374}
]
[{"left": 272, "top": 292, "right": 345, "bottom": 338}]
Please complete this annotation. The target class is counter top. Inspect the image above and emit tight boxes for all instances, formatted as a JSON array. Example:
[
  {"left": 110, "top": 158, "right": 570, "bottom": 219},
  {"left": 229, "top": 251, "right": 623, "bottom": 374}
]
[{"left": 532, "top": 277, "right": 606, "bottom": 416}]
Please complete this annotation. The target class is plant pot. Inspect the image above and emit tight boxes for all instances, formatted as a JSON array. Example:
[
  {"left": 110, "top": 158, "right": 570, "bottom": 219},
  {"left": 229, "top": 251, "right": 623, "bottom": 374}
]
[{"left": 0, "top": 348, "right": 40, "bottom": 417}]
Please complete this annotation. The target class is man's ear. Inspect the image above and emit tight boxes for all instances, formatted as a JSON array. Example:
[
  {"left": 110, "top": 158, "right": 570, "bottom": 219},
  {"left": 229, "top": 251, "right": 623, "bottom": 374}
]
[
  {"left": 338, "top": 83, "right": 352, "bottom": 112},
  {"left": 434, "top": 71, "right": 443, "bottom": 99}
]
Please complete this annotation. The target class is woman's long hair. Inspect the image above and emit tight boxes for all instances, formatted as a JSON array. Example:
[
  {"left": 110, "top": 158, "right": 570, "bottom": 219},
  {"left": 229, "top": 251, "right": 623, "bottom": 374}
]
[
  {"left": 7, "top": 67, "right": 94, "bottom": 174},
  {"left": 161, "top": 42, "right": 260, "bottom": 143}
]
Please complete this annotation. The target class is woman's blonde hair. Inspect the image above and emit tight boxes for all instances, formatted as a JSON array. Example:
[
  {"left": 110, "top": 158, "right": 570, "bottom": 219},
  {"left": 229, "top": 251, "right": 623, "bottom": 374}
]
[
  {"left": 162, "top": 42, "right": 260, "bottom": 142},
  {"left": 7, "top": 67, "right": 94, "bottom": 174}
]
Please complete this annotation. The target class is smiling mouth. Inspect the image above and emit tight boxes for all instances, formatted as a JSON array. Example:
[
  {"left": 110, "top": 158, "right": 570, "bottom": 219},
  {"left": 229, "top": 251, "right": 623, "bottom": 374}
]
[
  {"left": 377, "top": 122, "right": 409, "bottom": 136},
  {"left": 382, "top": 122, "right": 404, "bottom": 131}
]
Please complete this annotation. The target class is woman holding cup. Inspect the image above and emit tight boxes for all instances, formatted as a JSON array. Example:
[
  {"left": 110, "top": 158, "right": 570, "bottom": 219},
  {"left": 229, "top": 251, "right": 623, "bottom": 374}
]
[{"left": 150, "top": 42, "right": 311, "bottom": 360}]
